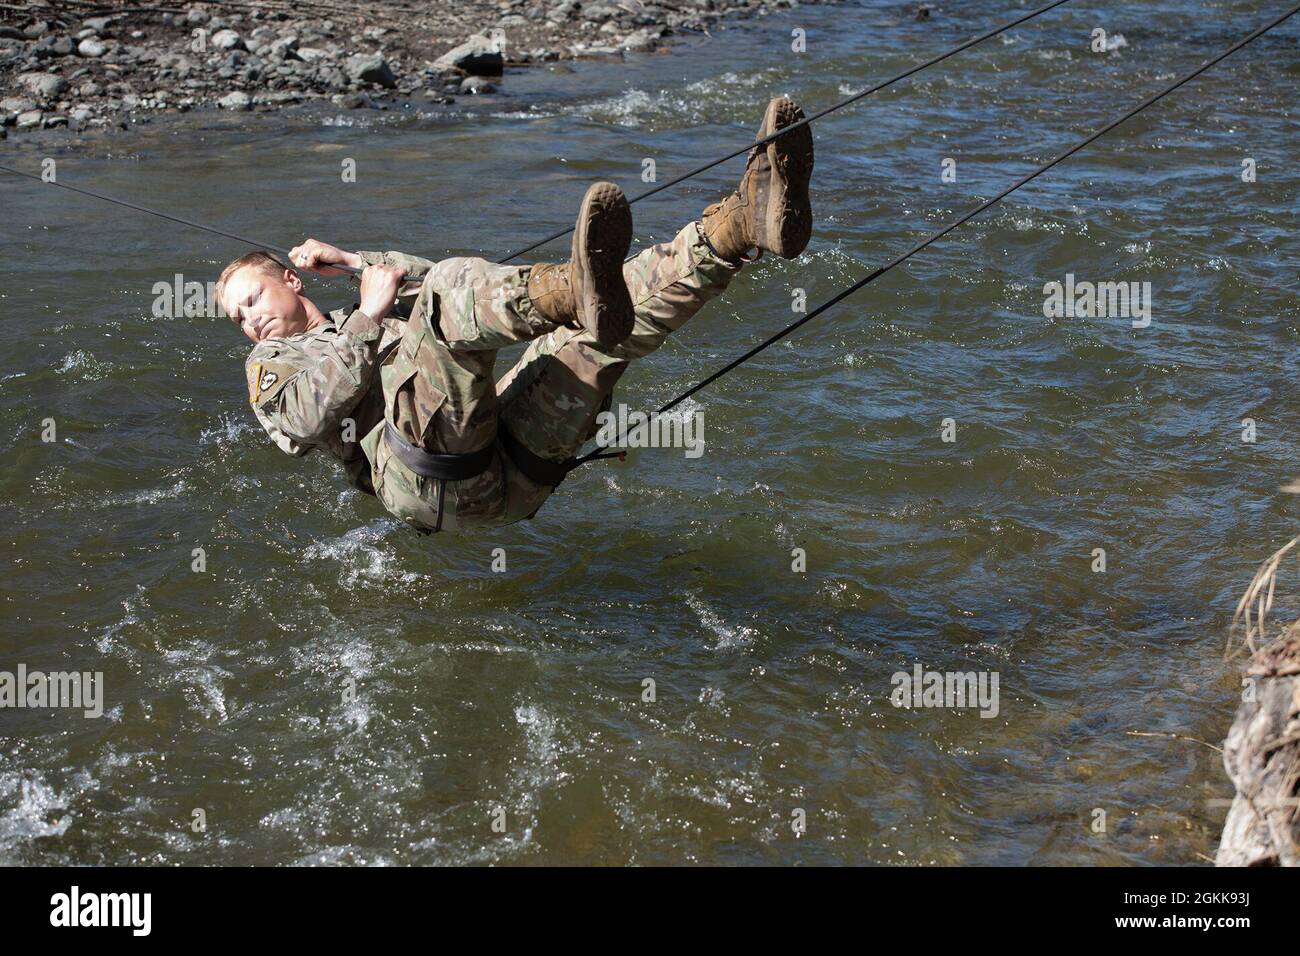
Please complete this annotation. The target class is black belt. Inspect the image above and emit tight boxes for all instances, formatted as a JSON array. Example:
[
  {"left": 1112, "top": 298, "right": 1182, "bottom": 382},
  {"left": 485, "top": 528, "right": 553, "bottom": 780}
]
[
  {"left": 382, "top": 421, "right": 496, "bottom": 532},
  {"left": 497, "top": 424, "right": 574, "bottom": 488}
]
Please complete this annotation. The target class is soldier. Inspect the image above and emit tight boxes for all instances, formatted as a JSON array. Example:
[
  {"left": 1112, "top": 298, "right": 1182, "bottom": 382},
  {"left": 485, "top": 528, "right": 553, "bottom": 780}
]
[{"left": 218, "top": 96, "right": 814, "bottom": 534}]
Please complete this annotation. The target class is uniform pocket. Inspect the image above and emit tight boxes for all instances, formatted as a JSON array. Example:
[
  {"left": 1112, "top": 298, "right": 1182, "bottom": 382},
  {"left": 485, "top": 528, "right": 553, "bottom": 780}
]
[
  {"left": 385, "top": 358, "right": 447, "bottom": 448},
  {"left": 438, "top": 285, "right": 479, "bottom": 345}
]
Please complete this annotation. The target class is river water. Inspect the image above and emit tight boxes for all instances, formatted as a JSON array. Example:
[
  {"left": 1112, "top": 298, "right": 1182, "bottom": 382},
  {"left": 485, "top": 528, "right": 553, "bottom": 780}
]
[{"left": 2, "top": 0, "right": 1298, "bottom": 865}]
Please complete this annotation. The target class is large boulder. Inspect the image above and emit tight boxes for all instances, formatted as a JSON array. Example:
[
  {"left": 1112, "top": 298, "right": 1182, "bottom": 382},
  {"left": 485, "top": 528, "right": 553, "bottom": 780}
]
[
  {"left": 345, "top": 52, "right": 396, "bottom": 88},
  {"left": 432, "top": 35, "right": 504, "bottom": 76}
]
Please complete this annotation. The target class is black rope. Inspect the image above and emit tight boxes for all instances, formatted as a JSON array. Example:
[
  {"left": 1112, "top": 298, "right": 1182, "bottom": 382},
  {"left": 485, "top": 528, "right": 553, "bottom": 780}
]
[
  {"left": 494, "top": 0, "right": 1075, "bottom": 263},
  {"left": 572, "top": 1, "right": 1300, "bottom": 468},
  {"left": 0, "top": 162, "right": 366, "bottom": 277},
  {"left": 0, "top": 161, "right": 353, "bottom": 274}
]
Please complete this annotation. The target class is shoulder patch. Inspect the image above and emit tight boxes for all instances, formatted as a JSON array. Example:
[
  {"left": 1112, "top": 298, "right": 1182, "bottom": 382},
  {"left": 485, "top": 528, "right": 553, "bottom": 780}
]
[{"left": 245, "top": 358, "right": 298, "bottom": 406}]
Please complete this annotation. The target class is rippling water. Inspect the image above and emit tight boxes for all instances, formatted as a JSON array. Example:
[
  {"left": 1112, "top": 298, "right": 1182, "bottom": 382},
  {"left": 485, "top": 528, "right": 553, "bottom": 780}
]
[{"left": 2, "top": 0, "right": 1298, "bottom": 865}]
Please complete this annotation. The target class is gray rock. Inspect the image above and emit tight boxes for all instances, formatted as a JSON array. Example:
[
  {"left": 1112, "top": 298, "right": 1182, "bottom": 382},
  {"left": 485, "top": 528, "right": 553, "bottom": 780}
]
[
  {"left": 24, "top": 22, "right": 50, "bottom": 40},
  {"left": 332, "top": 92, "right": 371, "bottom": 109},
  {"left": 217, "top": 90, "right": 251, "bottom": 110},
  {"left": 33, "top": 35, "right": 75, "bottom": 58},
  {"left": 20, "top": 72, "right": 68, "bottom": 98},
  {"left": 268, "top": 36, "right": 299, "bottom": 61},
  {"left": 211, "top": 29, "right": 245, "bottom": 52},
  {"left": 0, "top": 26, "right": 24, "bottom": 40},
  {"left": 621, "top": 27, "right": 663, "bottom": 51},
  {"left": 459, "top": 75, "right": 497, "bottom": 95},
  {"left": 16, "top": 109, "right": 43, "bottom": 128},
  {"left": 77, "top": 38, "right": 107, "bottom": 57},
  {"left": 296, "top": 46, "right": 330, "bottom": 64},
  {"left": 315, "top": 65, "right": 346, "bottom": 89},
  {"left": 433, "top": 35, "right": 505, "bottom": 76},
  {"left": 156, "top": 52, "right": 195, "bottom": 72},
  {"left": 345, "top": 52, "right": 396, "bottom": 88},
  {"left": 82, "top": 16, "right": 116, "bottom": 32},
  {"left": 547, "top": 1, "right": 578, "bottom": 21},
  {"left": 185, "top": 8, "right": 210, "bottom": 26}
]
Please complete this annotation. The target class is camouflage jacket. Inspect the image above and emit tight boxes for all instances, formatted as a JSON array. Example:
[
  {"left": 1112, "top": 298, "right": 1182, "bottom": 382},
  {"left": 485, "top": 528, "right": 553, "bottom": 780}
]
[{"left": 243, "top": 250, "right": 435, "bottom": 495}]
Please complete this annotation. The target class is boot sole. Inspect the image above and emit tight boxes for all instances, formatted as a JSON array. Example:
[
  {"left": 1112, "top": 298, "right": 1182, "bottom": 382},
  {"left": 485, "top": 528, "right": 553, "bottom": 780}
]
[
  {"left": 571, "top": 181, "right": 635, "bottom": 347},
  {"left": 761, "top": 97, "right": 814, "bottom": 259}
]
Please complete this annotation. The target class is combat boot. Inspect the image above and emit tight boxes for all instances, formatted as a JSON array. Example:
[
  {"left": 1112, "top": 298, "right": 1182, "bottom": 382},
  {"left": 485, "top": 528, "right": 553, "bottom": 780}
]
[
  {"left": 527, "top": 181, "right": 635, "bottom": 347},
  {"left": 701, "top": 95, "right": 814, "bottom": 262}
]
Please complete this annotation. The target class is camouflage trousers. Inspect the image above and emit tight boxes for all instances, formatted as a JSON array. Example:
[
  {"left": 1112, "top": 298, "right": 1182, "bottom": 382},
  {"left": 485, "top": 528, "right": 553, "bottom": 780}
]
[{"left": 361, "top": 220, "right": 742, "bottom": 533}]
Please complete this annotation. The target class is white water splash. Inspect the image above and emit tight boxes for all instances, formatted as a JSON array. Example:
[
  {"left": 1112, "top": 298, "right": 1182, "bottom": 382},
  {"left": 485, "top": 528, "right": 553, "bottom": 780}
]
[
  {"left": 686, "top": 592, "right": 758, "bottom": 650},
  {"left": 55, "top": 349, "right": 113, "bottom": 380},
  {"left": 0, "top": 770, "right": 96, "bottom": 861},
  {"left": 106, "top": 479, "right": 188, "bottom": 508},
  {"left": 200, "top": 413, "right": 255, "bottom": 446},
  {"left": 303, "top": 520, "right": 421, "bottom": 587}
]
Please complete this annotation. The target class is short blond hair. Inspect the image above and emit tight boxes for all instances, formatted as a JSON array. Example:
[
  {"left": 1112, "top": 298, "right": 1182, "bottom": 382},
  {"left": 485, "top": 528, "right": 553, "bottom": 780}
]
[{"left": 216, "top": 251, "right": 291, "bottom": 322}]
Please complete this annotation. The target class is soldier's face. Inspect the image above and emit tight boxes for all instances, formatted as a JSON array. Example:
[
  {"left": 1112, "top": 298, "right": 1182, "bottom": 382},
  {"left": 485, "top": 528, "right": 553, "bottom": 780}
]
[{"left": 223, "top": 266, "right": 314, "bottom": 343}]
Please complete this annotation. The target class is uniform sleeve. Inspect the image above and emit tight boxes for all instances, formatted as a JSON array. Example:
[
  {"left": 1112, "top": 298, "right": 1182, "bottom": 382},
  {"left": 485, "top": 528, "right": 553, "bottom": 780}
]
[
  {"left": 245, "top": 309, "right": 384, "bottom": 452},
  {"left": 355, "top": 249, "right": 437, "bottom": 281}
]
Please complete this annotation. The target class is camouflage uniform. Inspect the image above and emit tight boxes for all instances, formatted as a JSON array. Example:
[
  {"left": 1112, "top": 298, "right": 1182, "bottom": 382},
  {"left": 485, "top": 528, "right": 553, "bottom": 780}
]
[{"left": 245, "top": 221, "right": 741, "bottom": 533}]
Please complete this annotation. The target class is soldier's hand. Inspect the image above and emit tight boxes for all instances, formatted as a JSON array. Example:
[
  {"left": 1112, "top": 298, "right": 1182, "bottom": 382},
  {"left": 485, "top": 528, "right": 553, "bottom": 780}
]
[
  {"left": 358, "top": 263, "right": 405, "bottom": 321},
  {"left": 289, "top": 238, "right": 363, "bottom": 276}
]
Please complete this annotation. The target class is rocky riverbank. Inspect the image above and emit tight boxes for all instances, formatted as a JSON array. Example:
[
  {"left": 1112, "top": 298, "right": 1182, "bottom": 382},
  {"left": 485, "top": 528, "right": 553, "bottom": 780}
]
[{"left": 0, "top": 0, "right": 841, "bottom": 139}]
